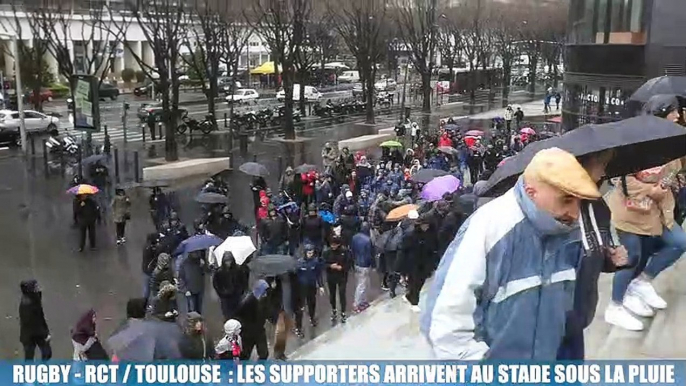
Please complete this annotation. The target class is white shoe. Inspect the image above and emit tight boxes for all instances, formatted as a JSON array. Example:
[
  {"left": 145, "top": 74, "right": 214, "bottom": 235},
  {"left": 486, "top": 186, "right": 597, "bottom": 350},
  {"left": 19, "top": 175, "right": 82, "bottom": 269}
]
[
  {"left": 410, "top": 305, "right": 421, "bottom": 313},
  {"left": 604, "top": 303, "right": 644, "bottom": 331},
  {"left": 629, "top": 279, "right": 667, "bottom": 309},
  {"left": 623, "top": 293, "right": 655, "bottom": 317}
]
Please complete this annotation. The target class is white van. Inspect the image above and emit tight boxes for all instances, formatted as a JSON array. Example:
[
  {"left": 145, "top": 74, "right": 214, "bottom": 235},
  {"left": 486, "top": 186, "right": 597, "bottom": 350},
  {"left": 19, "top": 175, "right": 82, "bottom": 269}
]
[
  {"left": 338, "top": 70, "right": 360, "bottom": 83},
  {"left": 276, "top": 84, "right": 322, "bottom": 102}
]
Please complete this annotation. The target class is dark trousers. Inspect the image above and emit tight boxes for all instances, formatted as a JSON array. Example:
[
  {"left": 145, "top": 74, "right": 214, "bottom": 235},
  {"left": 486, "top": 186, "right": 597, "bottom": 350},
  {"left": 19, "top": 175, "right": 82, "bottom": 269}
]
[
  {"left": 296, "top": 284, "right": 317, "bottom": 329},
  {"left": 505, "top": 120, "right": 511, "bottom": 133},
  {"left": 220, "top": 296, "right": 241, "bottom": 321},
  {"left": 115, "top": 222, "right": 126, "bottom": 238},
  {"left": 406, "top": 271, "right": 427, "bottom": 306},
  {"left": 557, "top": 329, "right": 585, "bottom": 360},
  {"left": 23, "top": 337, "right": 52, "bottom": 360},
  {"left": 240, "top": 329, "right": 269, "bottom": 360},
  {"left": 468, "top": 165, "right": 480, "bottom": 184},
  {"left": 327, "top": 276, "right": 347, "bottom": 313},
  {"left": 79, "top": 223, "right": 96, "bottom": 249}
]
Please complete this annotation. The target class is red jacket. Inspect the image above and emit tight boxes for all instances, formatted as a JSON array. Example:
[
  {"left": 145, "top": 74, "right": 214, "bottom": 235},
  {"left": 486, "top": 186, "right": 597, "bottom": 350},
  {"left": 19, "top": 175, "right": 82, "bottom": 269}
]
[
  {"left": 438, "top": 134, "right": 452, "bottom": 148},
  {"left": 301, "top": 171, "right": 316, "bottom": 196},
  {"left": 257, "top": 195, "right": 269, "bottom": 220}
]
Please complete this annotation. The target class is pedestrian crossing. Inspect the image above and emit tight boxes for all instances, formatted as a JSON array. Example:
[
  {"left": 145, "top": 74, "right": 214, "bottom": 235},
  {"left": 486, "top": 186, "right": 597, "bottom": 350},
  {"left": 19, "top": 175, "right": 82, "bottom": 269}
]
[{"left": 60, "top": 122, "right": 147, "bottom": 144}]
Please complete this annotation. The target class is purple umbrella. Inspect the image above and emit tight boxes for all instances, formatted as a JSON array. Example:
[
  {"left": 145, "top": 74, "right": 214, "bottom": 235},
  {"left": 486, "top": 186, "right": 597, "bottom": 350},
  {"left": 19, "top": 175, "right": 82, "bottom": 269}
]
[
  {"left": 421, "top": 175, "right": 461, "bottom": 202},
  {"left": 173, "top": 234, "right": 223, "bottom": 256}
]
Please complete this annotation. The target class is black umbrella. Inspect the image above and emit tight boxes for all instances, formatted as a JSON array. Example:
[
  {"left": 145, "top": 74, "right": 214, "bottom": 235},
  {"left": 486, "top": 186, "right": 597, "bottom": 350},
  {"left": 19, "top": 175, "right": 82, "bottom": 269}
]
[
  {"left": 239, "top": 162, "right": 269, "bottom": 177},
  {"left": 81, "top": 154, "right": 108, "bottom": 166},
  {"left": 248, "top": 254, "right": 297, "bottom": 277},
  {"left": 294, "top": 163, "right": 317, "bottom": 174},
  {"left": 140, "top": 180, "right": 171, "bottom": 188},
  {"left": 629, "top": 76, "right": 686, "bottom": 103},
  {"left": 195, "top": 192, "right": 228, "bottom": 204},
  {"left": 438, "top": 146, "right": 459, "bottom": 156},
  {"left": 107, "top": 319, "right": 184, "bottom": 360},
  {"left": 410, "top": 168, "right": 449, "bottom": 183},
  {"left": 481, "top": 115, "right": 686, "bottom": 196}
]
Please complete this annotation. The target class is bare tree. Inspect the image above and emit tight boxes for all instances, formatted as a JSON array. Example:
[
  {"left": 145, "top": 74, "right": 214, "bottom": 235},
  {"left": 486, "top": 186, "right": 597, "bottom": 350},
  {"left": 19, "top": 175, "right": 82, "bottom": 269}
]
[
  {"left": 29, "top": 0, "right": 126, "bottom": 98},
  {"left": 249, "top": 0, "right": 311, "bottom": 139},
  {"left": 331, "top": 0, "right": 387, "bottom": 124},
  {"left": 539, "top": 6, "right": 567, "bottom": 88},
  {"left": 394, "top": 0, "right": 439, "bottom": 113},
  {"left": 309, "top": 18, "right": 340, "bottom": 84},
  {"left": 489, "top": 3, "right": 522, "bottom": 106},
  {"left": 111, "top": 0, "right": 185, "bottom": 161},
  {"left": 436, "top": 7, "right": 463, "bottom": 92},
  {"left": 458, "top": 0, "right": 486, "bottom": 107}
]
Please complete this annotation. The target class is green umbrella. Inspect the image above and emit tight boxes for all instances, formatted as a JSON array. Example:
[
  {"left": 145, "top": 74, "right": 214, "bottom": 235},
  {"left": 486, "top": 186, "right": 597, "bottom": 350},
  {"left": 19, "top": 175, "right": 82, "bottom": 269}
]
[{"left": 379, "top": 140, "right": 403, "bottom": 148}]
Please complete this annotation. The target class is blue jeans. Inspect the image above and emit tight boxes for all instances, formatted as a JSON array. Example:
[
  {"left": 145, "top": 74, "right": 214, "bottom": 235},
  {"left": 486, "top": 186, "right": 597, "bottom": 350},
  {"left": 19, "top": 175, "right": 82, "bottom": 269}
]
[
  {"left": 186, "top": 292, "right": 204, "bottom": 314},
  {"left": 612, "top": 224, "right": 686, "bottom": 303},
  {"left": 142, "top": 273, "right": 151, "bottom": 300}
]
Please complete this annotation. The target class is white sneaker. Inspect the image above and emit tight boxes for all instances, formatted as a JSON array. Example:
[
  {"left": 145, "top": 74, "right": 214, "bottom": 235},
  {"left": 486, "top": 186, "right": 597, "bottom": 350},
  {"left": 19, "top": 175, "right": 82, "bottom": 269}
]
[
  {"left": 623, "top": 293, "right": 655, "bottom": 317},
  {"left": 604, "top": 303, "right": 644, "bottom": 331},
  {"left": 629, "top": 279, "right": 667, "bottom": 309}
]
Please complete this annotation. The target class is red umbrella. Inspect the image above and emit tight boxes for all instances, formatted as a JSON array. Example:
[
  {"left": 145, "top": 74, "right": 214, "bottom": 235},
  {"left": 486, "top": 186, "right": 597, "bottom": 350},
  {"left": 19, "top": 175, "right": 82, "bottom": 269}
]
[{"left": 520, "top": 127, "right": 536, "bottom": 135}]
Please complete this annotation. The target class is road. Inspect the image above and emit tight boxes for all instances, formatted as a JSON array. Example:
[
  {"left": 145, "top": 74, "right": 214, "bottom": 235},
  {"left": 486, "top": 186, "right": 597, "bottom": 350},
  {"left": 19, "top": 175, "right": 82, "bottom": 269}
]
[
  {"left": 0, "top": 154, "right": 382, "bottom": 359},
  {"left": 42, "top": 88, "right": 372, "bottom": 146}
]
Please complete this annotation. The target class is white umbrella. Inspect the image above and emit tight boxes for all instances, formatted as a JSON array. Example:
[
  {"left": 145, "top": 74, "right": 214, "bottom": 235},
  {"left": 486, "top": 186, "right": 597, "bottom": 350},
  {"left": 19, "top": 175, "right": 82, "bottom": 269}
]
[
  {"left": 213, "top": 236, "right": 256, "bottom": 266},
  {"left": 324, "top": 62, "right": 350, "bottom": 70}
]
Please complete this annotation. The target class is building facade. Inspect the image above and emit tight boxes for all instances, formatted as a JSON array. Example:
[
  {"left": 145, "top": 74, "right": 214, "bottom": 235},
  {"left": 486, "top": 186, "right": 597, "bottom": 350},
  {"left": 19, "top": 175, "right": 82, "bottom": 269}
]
[
  {"left": 562, "top": 0, "right": 686, "bottom": 130},
  {"left": 0, "top": 3, "right": 269, "bottom": 83}
]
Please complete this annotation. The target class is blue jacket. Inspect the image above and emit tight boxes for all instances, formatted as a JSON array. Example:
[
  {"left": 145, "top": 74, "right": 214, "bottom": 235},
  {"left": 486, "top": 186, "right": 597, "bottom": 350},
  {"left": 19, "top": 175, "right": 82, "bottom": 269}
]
[
  {"left": 351, "top": 230, "right": 375, "bottom": 268},
  {"left": 420, "top": 177, "right": 582, "bottom": 360},
  {"left": 296, "top": 257, "right": 323, "bottom": 287}
]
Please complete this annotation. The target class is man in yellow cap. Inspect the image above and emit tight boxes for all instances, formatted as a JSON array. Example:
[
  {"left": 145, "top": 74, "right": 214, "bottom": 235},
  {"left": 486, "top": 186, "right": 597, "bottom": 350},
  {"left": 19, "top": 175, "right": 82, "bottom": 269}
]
[{"left": 421, "top": 147, "right": 600, "bottom": 360}]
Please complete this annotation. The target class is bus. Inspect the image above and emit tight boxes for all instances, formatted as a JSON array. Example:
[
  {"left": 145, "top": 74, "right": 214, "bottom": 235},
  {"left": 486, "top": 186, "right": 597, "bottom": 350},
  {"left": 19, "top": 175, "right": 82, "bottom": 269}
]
[{"left": 437, "top": 67, "right": 502, "bottom": 94}]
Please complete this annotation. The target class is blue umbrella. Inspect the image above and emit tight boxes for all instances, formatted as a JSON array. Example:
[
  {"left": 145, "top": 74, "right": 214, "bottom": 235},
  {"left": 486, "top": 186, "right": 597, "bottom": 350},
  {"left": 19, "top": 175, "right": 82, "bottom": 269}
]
[
  {"left": 173, "top": 234, "right": 223, "bottom": 256},
  {"left": 318, "top": 210, "right": 336, "bottom": 224}
]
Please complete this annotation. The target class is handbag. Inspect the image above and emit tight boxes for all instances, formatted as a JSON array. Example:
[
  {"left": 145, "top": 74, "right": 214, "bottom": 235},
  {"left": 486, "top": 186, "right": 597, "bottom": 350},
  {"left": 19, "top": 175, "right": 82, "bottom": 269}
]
[{"left": 85, "top": 339, "right": 109, "bottom": 360}]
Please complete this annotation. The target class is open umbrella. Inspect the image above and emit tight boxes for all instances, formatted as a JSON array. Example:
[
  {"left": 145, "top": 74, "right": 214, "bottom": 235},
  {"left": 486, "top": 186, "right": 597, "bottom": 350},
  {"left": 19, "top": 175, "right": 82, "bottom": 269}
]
[
  {"left": 107, "top": 319, "right": 183, "bottom": 361},
  {"left": 239, "top": 162, "right": 269, "bottom": 177},
  {"left": 379, "top": 140, "right": 403, "bottom": 148},
  {"left": 438, "top": 146, "right": 459, "bottom": 156},
  {"left": 248, "top": 254, "right": 298, "bottom": 277},
  {"left": 173, "top": 234, "right": 223, "bottom": 256},
  {"left": 443, "top": 124, "right": 459, "bottom": 132},
  {"left": 66, "top": 184, "right": 99, "bottom": 195},
  {"left": 81, "top": 154, "right": 108, "bottom": 166},
  {"left": 213, "top": 235, "right": 256, "bottom": 266},
  {"left": 294, "top": 163, "right": 317, "bottom": 174},
  {"left": 194, "top": 192, "right": 228, "bottom": 205},
  {"left": 421, "top": 175, "right": 461, "bottom": 202},
  {"left": 386, "top": 204, "right": 418, "bottom": 222},
  {"left": 629, "top": 76, "right": 686, "bottom": 103},
  {"left": 520, "top": 127, "right": 536, "bottom": 135},
  {"left": 139, "top": 180, "right": 171, "bottom": 188},
  {"left": 465, "top": 130, "right": 484, "bottom": 137},
  {"left": 410, "top": 168, "right": 448, "bottom": 183},
  {"left": 481, "top": 115, "right": 686, "bottom": 196}
]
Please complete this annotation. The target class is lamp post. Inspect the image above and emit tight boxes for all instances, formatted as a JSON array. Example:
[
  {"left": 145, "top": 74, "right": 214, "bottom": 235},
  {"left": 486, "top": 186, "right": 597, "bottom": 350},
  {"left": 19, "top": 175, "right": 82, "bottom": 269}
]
[{"left": 1, "top": 34, "right": 27, "bottom": 153}]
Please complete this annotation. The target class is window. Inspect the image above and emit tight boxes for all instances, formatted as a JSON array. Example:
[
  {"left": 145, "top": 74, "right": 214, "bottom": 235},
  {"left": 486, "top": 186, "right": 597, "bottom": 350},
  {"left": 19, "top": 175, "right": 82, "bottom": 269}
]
[
  {"left": 25, "top": 112, "right": 43, "bottom": 119},
  {"left": 249, "top": 42, "right": 259, "bottom": 47}
]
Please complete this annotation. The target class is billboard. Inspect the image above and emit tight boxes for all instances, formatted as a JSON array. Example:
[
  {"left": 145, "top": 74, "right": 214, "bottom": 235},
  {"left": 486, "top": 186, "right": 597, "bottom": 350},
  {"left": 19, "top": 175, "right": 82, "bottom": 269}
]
[{"left": 71, "top": 74, "right": 101, "bottom": 132}]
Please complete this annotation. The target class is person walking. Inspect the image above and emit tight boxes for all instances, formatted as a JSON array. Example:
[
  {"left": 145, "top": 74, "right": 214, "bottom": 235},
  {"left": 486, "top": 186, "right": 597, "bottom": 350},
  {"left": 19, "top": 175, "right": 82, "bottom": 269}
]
[
  {"left": 295, "top": 244, "right": 324, "bottom": 336},
  {"left": 75, "top": 194, "right": 99, "bottom": 252},
  {"left": 215, "top": 319, "right": 243, "bottom": 360},
  {"left": 503, "top": 105, "right": 514, "bottom": 134},
  {"left": 398, "top": 213, "right": 438, "bottom": 312},
  {"left": 71, "top": 309, "right": 108, "bottom": 360},
  {"left": 514, "top": 107, "right": 524, "bottom": 128},
  {"left": 421, "top": 147, "right": 602, "bottom": 359},
  {"left": 213, "top": 252, "right": 249, "bottom": 321},
  {"left": 112, "top": 188, "right": 131, "bottom": 245},
  {"left": 178, "top": 250, "right": 209, "bottom": 314},
  {"left": 351, "top": 223, "right": 375, "bottom": 313},
  {"left": 323, "top": 236, "right": 352, "bottom": 323},
  {"left": 235, "top": 280, "right": 270, "bottom": 360},
  {"left": 19, "top": 280, "right": 51, "bottom": 360},
  {"left": 179, "top": 312, "right": 213, "bottom": 360}
]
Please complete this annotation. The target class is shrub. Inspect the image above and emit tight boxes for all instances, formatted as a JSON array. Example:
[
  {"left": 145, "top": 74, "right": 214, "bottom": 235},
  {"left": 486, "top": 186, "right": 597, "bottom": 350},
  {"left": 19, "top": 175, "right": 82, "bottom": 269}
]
[
  {"left": 134, "top": 70, "right": 146, "bottom": 83},
  {"left": 49, "top": 83, "right": 70, "bottom": 98},
  {"left": 121, "top": 68, "right": 135, "bottom": 83}
]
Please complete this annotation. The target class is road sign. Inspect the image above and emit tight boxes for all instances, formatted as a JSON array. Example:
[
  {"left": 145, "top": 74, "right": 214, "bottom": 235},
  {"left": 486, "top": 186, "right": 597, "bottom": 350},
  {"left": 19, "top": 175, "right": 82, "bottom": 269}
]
[{"left": 71, "top": 74, "right": 101, "bottom": 132}]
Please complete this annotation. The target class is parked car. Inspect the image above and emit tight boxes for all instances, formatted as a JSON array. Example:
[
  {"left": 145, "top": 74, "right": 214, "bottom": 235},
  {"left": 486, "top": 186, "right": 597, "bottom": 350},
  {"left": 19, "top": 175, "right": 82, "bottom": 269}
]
[
  {"left": 0, "top": 109, "right": 60, "bottom": 134},
  {"left": 26, "top": 89, "right": 53, "bottom": 104},
  {"left": 99, "top": 83, "right": 120, "bottom": 100},
  {"left": 374, "top": 79, "right": 397, "bottom": 92},
  {"left": 226, "top": 89, "right": 259, "bottom": 104},
  {"left": 137, "top": 102, "right": 188, "bottom": 122},
  {"left": 338, "top": 70, "right": 360, "bottom": 83},
  {"left": 221, "top": 78, "right": 243, "bottom": 94},
  {"left": 276, "top": 84, "right": 322, "bottom": 102},
  {"left": 133, "top": 81, "right": 154, "bottom": 97},
  {"left": 352, "top": 83, "right": 364, "bottom": 97}
]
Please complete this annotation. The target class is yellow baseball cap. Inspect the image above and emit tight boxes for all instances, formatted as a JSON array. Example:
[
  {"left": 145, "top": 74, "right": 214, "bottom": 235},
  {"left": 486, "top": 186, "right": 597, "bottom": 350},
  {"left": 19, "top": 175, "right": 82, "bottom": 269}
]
[{"left": 523, "top": 147, "right": 601, "bottom": 200}]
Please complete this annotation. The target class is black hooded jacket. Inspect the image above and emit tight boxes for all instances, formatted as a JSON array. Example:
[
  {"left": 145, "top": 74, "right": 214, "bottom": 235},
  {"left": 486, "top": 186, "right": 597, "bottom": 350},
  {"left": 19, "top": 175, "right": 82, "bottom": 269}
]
[
  {"left": 19, "top": 280, "right": 49, "bottom": 343},
  {"left": 213, "top": 259, "right": 249, "bottom": 300}
]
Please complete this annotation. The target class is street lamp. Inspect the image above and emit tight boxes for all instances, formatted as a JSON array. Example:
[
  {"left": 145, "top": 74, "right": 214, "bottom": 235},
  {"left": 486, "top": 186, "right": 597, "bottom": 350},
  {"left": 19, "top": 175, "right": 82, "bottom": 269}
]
[{"left": 0, "top": 33, "right": 27, "bottom": 153}]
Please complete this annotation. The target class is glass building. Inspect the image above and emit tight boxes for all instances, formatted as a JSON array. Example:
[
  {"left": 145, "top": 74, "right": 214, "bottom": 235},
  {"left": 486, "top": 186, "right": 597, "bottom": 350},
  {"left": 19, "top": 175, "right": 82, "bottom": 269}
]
[{"left": 563, "top": 0, "right": 686, "bottom": 129}]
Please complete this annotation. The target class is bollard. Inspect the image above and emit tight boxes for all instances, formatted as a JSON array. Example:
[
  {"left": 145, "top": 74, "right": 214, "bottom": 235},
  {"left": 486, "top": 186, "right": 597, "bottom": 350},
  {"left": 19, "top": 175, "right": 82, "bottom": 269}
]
[
  {"left": 77, "top": 148, "right": 83, "bottom": 180},
  {"left": 253, "top": 154, "right": 257, "bottom": 162},
  {"left": 133, "top": 151, "right": 140, "bottom": 183},
  {"left": 42, "top": 140, "right": 48, "bottom": 178},
  {"left": 224, "top": 113, "right": 228, "bottom": 128},
  {"left": 114, "top": 147, "right": 120, "bottom": 184},
  {"left": 141, "top": 123, "right": 146, "bottom": 143},
  {"left": 158, "top": 122, "right": 163, "bottom": 139},
  {"left": 30, "top": 135, "right": 36, "bottom": 155}
]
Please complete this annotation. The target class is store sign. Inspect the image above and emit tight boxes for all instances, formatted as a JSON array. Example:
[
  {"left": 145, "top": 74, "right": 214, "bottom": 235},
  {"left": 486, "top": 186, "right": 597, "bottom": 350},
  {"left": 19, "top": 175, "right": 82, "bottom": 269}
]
[{"left": 579, "top": 93, "right": 626, "bottom": 106}]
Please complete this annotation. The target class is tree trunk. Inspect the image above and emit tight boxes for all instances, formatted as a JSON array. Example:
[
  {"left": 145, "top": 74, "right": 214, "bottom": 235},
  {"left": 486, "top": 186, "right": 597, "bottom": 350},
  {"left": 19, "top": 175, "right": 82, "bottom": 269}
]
[
  {"left": 298, "top": 68, "right": 307, "bottom": 116},
  {"left": 207, "top": 75, "right": 218, "bottom": 128},
  {"left": 281, "top": 65, "right": 295, "bottom": 139},
  {"left": 501, "top": 58, "right": 512, "bottom": 107},
  {"left": 364, "top": 67, "right": 375, "bottom": 124},
  {"left": 160, "top": 78, "right": 177, "bottom": 162},
  {"left": 421, "top": 71, "right": 431, "bottom": 113}
]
